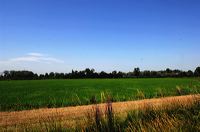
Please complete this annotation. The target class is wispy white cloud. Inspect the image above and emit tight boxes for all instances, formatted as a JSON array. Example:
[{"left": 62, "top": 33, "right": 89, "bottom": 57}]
[
  {"left": 27, "top": 52, "right": 44, "bottom": 57},
  {"left": 0, "top": 53, "right": 64, "bottom": 64}
]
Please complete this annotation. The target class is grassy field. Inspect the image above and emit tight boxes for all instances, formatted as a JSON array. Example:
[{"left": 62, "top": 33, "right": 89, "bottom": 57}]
[{"left": 0, "top": 78, "right": 200, "bottom": 111}]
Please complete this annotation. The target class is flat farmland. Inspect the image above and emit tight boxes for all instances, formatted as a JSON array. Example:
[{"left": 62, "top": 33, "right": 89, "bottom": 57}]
[{"left": 0, "top": 78, "right": 200, "bottom": 111}]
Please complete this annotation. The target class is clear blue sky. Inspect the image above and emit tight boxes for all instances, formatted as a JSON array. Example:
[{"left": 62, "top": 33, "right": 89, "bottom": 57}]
[{"left": 0, "top": 0, "right": 200, "bottom": 73}]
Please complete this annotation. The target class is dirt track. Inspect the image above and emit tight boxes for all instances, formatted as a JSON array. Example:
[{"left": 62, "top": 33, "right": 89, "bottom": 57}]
[{"left": 1, "top": 94, "right": 200, "bottom": 128}]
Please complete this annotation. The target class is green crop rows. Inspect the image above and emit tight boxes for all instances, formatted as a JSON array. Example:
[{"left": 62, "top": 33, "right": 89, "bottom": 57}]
[{"left": 0, "top": 78, "right": 200, "bottom": 111}]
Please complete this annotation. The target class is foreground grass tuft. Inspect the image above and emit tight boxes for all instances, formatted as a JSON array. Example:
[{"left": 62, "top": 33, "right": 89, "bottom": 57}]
[{"left": 79, "top": 97, "right": 200, "bottom": 132}]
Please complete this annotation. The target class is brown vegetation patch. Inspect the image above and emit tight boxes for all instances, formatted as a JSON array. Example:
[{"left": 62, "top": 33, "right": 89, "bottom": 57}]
[{"left": 0, "top": 94, "right": 200, "bottom": 129}]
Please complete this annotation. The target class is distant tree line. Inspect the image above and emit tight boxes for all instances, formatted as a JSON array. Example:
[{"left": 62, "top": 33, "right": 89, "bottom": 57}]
[{"left": 0, "top": 67, "right": 200, "bottom": 80}]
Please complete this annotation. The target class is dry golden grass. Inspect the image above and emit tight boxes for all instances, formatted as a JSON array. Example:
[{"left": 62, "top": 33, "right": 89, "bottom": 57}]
[{"left": 0, "top": 94, "right": 200, "bottom": 130}]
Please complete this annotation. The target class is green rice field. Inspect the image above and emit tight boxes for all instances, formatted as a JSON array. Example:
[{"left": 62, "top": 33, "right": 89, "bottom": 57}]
[{"left": 0, "top": 78, "right": 200, "bottom": 111}]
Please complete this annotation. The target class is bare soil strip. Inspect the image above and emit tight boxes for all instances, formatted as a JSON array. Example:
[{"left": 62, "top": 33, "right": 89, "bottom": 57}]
[{"left": 1, "top": 94, "right": 200, "bottom": 128}]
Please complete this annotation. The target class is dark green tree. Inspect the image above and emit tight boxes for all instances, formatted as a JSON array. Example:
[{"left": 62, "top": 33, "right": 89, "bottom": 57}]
[
  {"left": 134, "top": 67, "right": 140, "bottom": 77},
  {"left": 45, "top": 73, "right": 49, "bottom": 79},
  {"left": 194, "top": 67, "right": 200, "bottom": 76},
  {"left": 49, "top": 72, "right": 55, "bottom": 79},
  {"left": 187, "top": 70, "right": 193, "bottom": 77}
]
